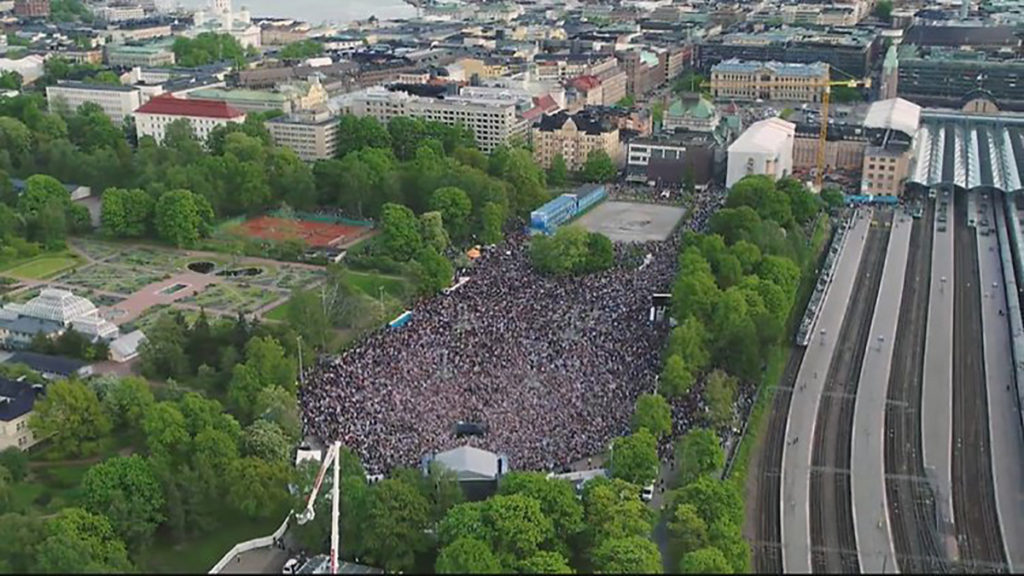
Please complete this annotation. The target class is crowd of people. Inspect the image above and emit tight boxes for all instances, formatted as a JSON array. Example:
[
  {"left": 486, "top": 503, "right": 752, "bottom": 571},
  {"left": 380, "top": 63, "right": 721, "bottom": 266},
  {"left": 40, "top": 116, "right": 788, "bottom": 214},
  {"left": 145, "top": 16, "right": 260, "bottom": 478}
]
[{"left": 300, "top": 189, "right": 728, "bottom": 475}]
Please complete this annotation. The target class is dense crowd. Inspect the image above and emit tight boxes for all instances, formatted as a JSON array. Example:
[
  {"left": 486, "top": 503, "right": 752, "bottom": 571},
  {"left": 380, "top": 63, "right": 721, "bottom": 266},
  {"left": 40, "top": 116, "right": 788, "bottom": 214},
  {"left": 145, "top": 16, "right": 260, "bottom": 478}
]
[{"left": 300, "top": 190, "right": 728, "bottom": 474}]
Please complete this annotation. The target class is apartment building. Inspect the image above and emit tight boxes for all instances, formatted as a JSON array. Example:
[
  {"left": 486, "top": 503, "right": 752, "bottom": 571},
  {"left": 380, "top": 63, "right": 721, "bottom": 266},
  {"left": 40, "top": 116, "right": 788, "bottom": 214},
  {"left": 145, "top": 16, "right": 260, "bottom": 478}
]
[
  {"left": 698, "top": 27, "right": 876, "bottom": 78},
  {"left": 0, "top": 378, "right": 42, "bottom": 452},
  {"left": 267, "top": 109, "right": 339, "bottom": 161},
  {"left": 13, "top": 0, "right": 48, "bottom": 18},
  {"left": 46, "top": 81, "right": 142, "bottom": 123},
  {"left": 711, "top": 60, "right": 829, "bottom": 103},
  {"left": 340, "top": 86, "right": 528, "bottom": 152},
  {"left": 533, "top": 54, "right": 618, "bottom": 83},
  {"left": 106, "top": 44, "right": 176, "bottom": 67},
  {"left": 532, "top": 110, "right": 624, "bottom": 172},
  {"left": 134, "top": 95, "right": 245, "bottom": 144},
  {"left": 618, "top": 49, "right": 666, "bottom": 96}
]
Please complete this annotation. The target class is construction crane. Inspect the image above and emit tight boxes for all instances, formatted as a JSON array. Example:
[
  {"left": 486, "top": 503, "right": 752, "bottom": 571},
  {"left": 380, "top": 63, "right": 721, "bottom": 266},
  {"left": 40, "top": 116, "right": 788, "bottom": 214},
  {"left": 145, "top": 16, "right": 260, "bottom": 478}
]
[
  {"left": 708, "top": 73, "right": 872, "bottom": 190},
  {"left": 296, "top": 440, "right": 342, "bottom": 575}
]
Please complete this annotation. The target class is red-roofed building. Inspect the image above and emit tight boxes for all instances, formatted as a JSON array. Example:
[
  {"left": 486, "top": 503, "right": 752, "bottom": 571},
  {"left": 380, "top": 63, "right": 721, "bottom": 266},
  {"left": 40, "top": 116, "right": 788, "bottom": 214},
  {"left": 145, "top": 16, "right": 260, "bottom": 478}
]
[
  {"left": 134, "top": 95, "right": 246, "bottom": 144},
  {"left": 566, "top": 75, "right": 605, "bottom": 109}
]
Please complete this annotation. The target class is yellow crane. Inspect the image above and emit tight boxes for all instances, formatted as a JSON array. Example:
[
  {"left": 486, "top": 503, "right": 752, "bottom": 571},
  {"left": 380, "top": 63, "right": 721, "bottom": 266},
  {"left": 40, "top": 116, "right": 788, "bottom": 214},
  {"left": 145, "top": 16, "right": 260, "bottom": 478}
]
[{"left": 708, "top": 74, "right": 872, "bottom": 190}]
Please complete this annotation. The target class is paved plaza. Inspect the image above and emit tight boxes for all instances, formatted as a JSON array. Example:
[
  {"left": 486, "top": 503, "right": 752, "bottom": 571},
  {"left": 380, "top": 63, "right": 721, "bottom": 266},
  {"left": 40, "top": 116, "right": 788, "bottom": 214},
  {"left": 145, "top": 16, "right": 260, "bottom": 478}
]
[{"left": 575, "top": 201, "right": 686, "bottom": 242}]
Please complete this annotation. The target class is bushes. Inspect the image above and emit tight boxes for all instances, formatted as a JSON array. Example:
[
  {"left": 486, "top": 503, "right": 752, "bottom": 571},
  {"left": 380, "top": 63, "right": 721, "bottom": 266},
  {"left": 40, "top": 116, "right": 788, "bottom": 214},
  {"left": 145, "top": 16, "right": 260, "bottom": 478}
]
[{"left": 530, "top": 226, "right": 615, "bottom": 276}]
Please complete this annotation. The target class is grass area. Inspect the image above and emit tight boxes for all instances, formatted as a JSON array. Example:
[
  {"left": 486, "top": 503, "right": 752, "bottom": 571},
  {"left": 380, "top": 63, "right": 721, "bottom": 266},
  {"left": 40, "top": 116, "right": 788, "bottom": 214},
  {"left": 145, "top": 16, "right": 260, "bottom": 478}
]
[
  {"left": 0, "top": 252, "right": 83, "bottom": 280},
  {"left": 138, "top": 510, "right": 281, "bottom": 574},
  {"left": 264, "top": 300, "right": 290, "bottom": 322},
  {"left": 341, "top": 269, "right": 409, "bottom": 300}
]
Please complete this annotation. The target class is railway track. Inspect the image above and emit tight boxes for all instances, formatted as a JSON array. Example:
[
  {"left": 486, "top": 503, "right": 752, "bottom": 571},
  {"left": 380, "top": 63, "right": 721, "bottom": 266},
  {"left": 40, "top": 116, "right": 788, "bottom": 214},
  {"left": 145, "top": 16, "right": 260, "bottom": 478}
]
[
  {"left": 810, "top": 210, "right": 892, "bottom": 573},
  {"left": 951, "top": 192, "right": 1007, "bottom": 573},
  {"left": 883, "top": 198, "right": 950, "bottom": 573},
  {"left": 753, "top": 346, "right": 804, "bottom": 573}
]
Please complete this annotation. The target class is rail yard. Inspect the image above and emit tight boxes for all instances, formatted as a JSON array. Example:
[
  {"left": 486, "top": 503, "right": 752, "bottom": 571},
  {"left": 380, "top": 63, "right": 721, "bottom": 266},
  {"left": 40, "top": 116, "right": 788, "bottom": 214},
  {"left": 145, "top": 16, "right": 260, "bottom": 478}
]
[{"left": 761, "top": 188, "right": 1024, "bottom": 574}]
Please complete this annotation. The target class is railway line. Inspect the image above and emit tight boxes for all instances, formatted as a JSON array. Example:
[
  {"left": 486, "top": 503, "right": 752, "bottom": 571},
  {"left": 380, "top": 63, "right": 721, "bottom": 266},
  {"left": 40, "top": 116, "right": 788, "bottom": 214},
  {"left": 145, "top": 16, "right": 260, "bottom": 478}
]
[
  {"left": 753, "top": 347, "right": 803, "bottom": 573},
  {"left": 950, "top": 191, "right": 1007, "bottom": 573},
  {"left": 883, "top": 198, "right": 949, "bottom": 573},
  {"left": 810, "top": 210, "right": 892, "bottom": 573}
]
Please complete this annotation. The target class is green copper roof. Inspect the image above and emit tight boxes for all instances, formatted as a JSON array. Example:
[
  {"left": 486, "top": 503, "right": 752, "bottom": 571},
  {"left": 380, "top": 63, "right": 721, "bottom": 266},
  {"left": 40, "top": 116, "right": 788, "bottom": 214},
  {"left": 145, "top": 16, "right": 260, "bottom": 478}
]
[
  {"left": 189, "top": 87, "right": 288, "bottom": 104},
  {"left": 668, "top": 95, "right": 715, "bottom": 120}
]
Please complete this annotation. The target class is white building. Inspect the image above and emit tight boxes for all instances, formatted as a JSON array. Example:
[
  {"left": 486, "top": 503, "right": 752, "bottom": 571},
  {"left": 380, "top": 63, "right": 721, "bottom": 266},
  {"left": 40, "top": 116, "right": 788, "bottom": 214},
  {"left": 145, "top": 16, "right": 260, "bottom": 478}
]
[
  {"left": 0, "top": 377, "right": 42, "bottom": 451},
  {"left": 133, "top": 94, "right": 245, "bottom": 144},
  {"left": 46, "top": 81, "right": 142, "bottom": 123},
  {"left": 0, "top": 288, "right": 120, "bottom": 349},
  {"left": 190, "top": 0, "right": 261, "bottom": 48},
  {"left": 336, "top": 86, "right": 528, "bottom": 153},
  {"left": 0, "top": 54, "right": 45, "bottom": 85},
  {"left": 267, "top": 108, "right": 339, "bottom": 161},
  {"left": 726, "top": 117, "right": 796, "bottom": 188}
]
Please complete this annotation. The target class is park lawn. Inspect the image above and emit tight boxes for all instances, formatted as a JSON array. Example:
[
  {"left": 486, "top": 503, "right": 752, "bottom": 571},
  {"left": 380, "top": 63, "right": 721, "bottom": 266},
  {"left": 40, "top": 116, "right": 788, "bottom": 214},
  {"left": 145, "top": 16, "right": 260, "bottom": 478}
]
[
  {"left": 340, "top": 269, "right": 409, "bottom": 300},
  {"left": 264, "top": 300, "right": 290, "bottom": 322},
  {"left": 0, "top": 252, "right": 83, "bottom": 280},
  {"left": 138, "top": 510, "right": 282, "bottom": 574}
]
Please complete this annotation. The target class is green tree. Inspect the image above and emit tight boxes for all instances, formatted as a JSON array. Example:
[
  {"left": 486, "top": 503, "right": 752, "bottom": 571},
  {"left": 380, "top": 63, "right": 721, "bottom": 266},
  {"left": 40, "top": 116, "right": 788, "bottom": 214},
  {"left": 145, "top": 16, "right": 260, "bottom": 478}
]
[
  {"left": 81, "top": 455, "right": 165, "bottom": 550},
  {"left": 821, "top": 187, "right": 845, "bottom": 211},
  {"left": 438, "top": 502, "right": 488, "bottom": 548},
  {"left": 874, "top": 0, "right": 894, "bottom": 21},
  {"left": 674, "top": 429, "right": 724, "bottom": 487},
  {"left": 362, "top": 478, "right": 432, "bottom": 572},
  {"left": 591, "top": 535, "right": 663, "bottom": 574},
  {"left": 676, "top": 476, "right": 744, "bottom": 529},
  {"left": 142, "top": 401, "right": 190, "bottom": 465},
  {"left": 225, "top": 456, "right": 291, "bottom": 519},
  {"left": 279, "top": 39, "right": 324, "bottom": 59},
  {"left": 0, "top": 466, "right": 10, "bottom": 514},
  {"left": 436, "top": 537, "right": 502, "bottom": 574},
  {"left": 172, "top": 32, "right": 246, "bottom": 67},
  {"left": 547, "top": 154, "right": 569, "bottom": 187},
  {"left": 668, "top": 317, "right": 710, "bottom": 373},
  {"left": 481, "top": 493, "right": 554, "bottom": 567},
  {"left": 520, "top": 551, "right": 574, "bottom": 574},
  {"left": 430, "top": 186, "right": 473, "bottom": 242},
  {"left": 285, "top": 289, "right": 332, "bottom": 352},
  {"left": 379, "top": 202, "right": 424, "bottom": 261},
  {"left": 498, "top": 472, "right": 584, "bottom": 555},
  {"left": 490, "top": 147, "right": 548, "bottom": 216},
  {"left": 730, "top": 241, "right": 762, "bottom": 275},
  {"left": 705, "top": 370, "right": 739, "bottom": 430},
  {"left": 530, "top": 225, "right": 591, "bottom": 276},
  {"left": 708, "top": 519, "right": 750, "bottom": 573},
  {"left": 228, "top": 336, "right": 296, "bottom": 422},
  {"left": 0, "top": 447, "right": 28, "bottom": 482},
  {"left": 419, "top": 210, "right": 450, "bottom": 252},
  {"left": 581, "top": 149, "right": 618, "bottom": 183},
  {"left": 30, "top": 379, "right": 111, "bottom": 457},
  {"left": 413, "top": 245, "right": 454, "bottom": 295},
  {"left": 584, "top": 232, "right": 614, "bottom": 272},
  {"left": 610, "top": 430, "right": 659, "bottom": 487},
  {"left": 680, "top": 547, "right": 731, "bottom": 574},
  {"left": 0, "top": 513, "right": 44, "bottom": 573},
  {"left": 668, "top": 503, "right": 708, "bottom": 555},
  {"left": 154, "top": 189, "right": 205, "bottom": 247},
  {"left": 242, "top": 420, "right": 291, "bottom": 464},
  {"left": 480, "top": 201, "right": 505, "bottom": 244},
  {"left": 581, "top": 477, "right": 656, "bottom": 544},
  {"left": 335, "top": 115, "right": 392, "bottom": 158},
  {"left": 661, "top": 354, "right": 695, "bottom": 398},
  {"left": 35, "top": 508, "right": 133, "bottom": 574},
  {"left": 632, "top": 393, "right": 672, "bottom": 439},
  {"left": 102, "top": 376, "right": 154, "bottom": 433},
  {"left": 254, "top": 385, "right": 301, "bottom": 440},
  {"left": 0, "top": 71, "right": 21, "bottom": 90}
]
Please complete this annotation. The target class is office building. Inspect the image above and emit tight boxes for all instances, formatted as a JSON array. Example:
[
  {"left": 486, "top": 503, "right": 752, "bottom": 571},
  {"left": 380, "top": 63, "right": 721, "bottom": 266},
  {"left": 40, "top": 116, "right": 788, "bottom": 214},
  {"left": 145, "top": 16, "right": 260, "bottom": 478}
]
[
  {"left": 106, "top": 44, "right": 177, "bottom": 67},
  {"left": 134, "top": 95, "right": 245, "bottom": 144},
  {"left": 896, "top": 44, "right": 1024, "bottom": 111},
  {"left": 726, "top": 117, "right": 796, "bottom": 188},
  {"left": 532, "top": 109, "right": 624, "bottom": 172},
  {"left": 626, "top": 131, "right": 718, "bottom": 188},
  {"left": 339, "top": 86, "right": 528, "bottom": 153},
  {"left": 267, "top": 109, "right": 339, "bottom": 161},
  {"left": 698, "top": 27, "right": 876, "bottom": 78},
  {"left": 711, "top": 60, "right": 829, "bottom": 102},
  {"left": 188, "top": 77, "right": 327, "bottom": 114},
  {"left": 46, "top": 81, "right": 142, "bottom": 123}
]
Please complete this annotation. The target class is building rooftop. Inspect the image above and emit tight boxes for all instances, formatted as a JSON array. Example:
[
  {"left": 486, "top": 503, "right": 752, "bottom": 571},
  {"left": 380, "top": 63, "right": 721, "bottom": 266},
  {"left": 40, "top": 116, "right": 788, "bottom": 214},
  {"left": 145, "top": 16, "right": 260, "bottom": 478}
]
[
  {"left": 667, "top": 94, "right": 716, "bottom": 120},
  {"left": 49, "top": 80, "right": 137, "bottom": 93},
  {"left": 536, "top": 109, "right": 616, "bottom": 135},
  {"left": 188, "top": 87, "right": 290, "bottom": 104},
  {"left": 712, "top": 58, "right": 828, "bottom": 78},
  {"left": 729, "top": 117, "right": 795, "bottom": 154},
  {"left": 863, "top": 98, "right": 921, "bottom": 139},
  {"left": 0, "top": 377, "right": 40, "bottom": 423},
  {"left": 912, "top": 111, "right": 1024, "bottom": 192},
  {"left": 134, "top": 95, "right": 245, "bottom": 118},
  {"left": 6, "top": 351, "right": 88, "bottom": 376},
  {"left": 13, "top": 288, "right": 98, "bottom": 326},
  {"left": 432, "top": 445, "right": 501, "bottom": 481}
]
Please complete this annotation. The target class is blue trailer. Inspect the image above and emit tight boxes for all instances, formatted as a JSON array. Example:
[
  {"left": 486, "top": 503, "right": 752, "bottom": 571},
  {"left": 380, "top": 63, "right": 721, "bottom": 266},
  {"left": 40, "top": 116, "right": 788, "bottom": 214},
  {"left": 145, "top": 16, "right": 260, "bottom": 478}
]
[{"left": 530, "top": 195, "right": 578, "bottom": 233}]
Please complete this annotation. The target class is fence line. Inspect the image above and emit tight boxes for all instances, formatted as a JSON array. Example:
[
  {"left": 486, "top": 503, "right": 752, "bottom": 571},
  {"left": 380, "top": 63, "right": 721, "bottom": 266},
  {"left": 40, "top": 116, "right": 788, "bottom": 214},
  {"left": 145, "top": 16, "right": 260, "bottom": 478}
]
[{"left": 208, "top": 515, "right": 291, "bottom": 574}]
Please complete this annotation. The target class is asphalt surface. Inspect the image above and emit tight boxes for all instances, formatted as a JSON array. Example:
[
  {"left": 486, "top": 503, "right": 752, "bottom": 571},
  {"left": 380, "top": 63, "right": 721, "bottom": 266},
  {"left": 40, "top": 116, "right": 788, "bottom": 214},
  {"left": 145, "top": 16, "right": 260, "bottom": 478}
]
[
  {"left": 951, "top": 191, "right": 1007, "bottom": 572},
  {"left": 809, "top": 209, "right": 891, "bottom": 574},
  {"left": 852, "top": 209, "right": 910, "bottom": 574},
  {"left": 781, "top": 209, "right": 871, "bottom": 573}
]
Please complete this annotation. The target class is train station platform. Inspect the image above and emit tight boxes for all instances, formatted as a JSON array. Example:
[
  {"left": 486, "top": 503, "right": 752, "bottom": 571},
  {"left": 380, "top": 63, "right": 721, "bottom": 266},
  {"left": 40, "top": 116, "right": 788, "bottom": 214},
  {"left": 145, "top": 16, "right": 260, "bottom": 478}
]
[
  {"left": 851, "top": 209, "right": 911, "bottom": 573},
  {"left": 782, "top": 208, "right": 872, "bottom": 573},
  {"left": 977, "top": 200, "right": 1024, "bottom": 572}
]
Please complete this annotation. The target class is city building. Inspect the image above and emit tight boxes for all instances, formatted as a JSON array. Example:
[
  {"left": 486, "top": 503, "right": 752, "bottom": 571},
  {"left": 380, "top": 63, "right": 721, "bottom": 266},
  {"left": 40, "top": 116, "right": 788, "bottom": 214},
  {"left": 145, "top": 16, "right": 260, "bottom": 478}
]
[
  {"left": 0, "top": 54, "right": 45, "bottom": 85},
  {"left": 860, "top": 98, "right": 920, "bottom": 196},
  {"left": 664, "top": 93, "right": 720, "bottom": 133},
  {"left": 267, "top": 109, "right": 339, "bottom": 162},
  {"left": 626, "top": 131, "right": 718, "bottom": 188},
  {"left": 710, "top": 60, "right": 829, "bottom": 103},
  {"left": 188, "top": 77, "right": 327, "bottom": 114},
  {"left": 533, "top": 54, "right": 619, "bottom": 83},
  {"left": 879, "top": 44, "right": 899, "bottom": 101},
  {"left": 188, "top": 0, "right": 261, "bottom": 48},
  {"left": 726, "top": 117, "right": 796, "bottom": 188},
  {"left": 103, "top": 18, "right": 175, "bottom": 43},
  {"left": 0, "top": 377, "right": 43, "bottom": 451},
  {"left": 698, "top": 27, "right": 877, "bottom": 78},
  {"left": 4, "top": 351, "right": 93, "bottom": 381},
  {"left": 46, "top": 81, "right": 142, "bottom": 123},
  {"left": 792, "top": 122, "right": 869, "bottom": 173},
  {"left": 338, "top": 86, "right": 528, "bottom": 153},
  {"left": 106, "top": 43, "right": 177, "bottom": 67},
  {"left": 133, "top": 95, "right": 246, "bottom": 144},
  {"left": 0, "top": 288, "right": 120, "bottom": 350},
  {"left": 94, "top": 4, "right": 146, "bottom": 22},
  {"left": 565, "top": 75, "right": 605, "bottom": 109},
  {"left": 13, "top": 0, "right": 48, "bottom": 18},
  {"left": 896, "top": 44, "right": 1024, "bottom": 111},
  {"left": 109, "top": 330, "right": 147, "bottom": 363},
  {"left": 617, "top": 49, "right": 666, "bottom": 96},
  {"left": 532, "top": 109, "right": 624, "bottom": 172}
]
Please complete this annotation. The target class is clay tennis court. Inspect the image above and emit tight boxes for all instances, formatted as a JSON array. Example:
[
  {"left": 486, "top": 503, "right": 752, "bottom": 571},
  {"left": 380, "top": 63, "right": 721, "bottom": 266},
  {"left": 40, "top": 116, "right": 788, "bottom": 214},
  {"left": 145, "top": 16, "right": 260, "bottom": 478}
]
[{"left": 233, "top": 216, "right": 370, "bottom": 247}]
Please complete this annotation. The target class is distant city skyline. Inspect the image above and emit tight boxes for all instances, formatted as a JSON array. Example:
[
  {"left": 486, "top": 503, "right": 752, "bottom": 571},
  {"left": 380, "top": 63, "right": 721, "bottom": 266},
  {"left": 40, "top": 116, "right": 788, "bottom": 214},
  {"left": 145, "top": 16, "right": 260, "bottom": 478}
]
[{"left": 174, "top": 0, "right": 416, "bottom": 25}]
